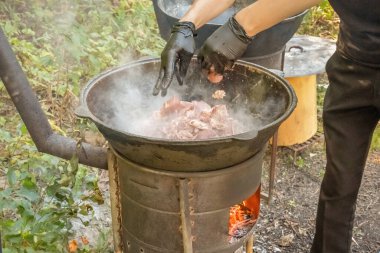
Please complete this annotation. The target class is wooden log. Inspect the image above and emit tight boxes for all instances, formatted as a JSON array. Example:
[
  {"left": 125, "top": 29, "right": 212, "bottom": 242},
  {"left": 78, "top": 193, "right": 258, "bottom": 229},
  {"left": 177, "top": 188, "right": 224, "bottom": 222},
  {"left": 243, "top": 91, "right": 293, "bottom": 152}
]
[
  {"left": 277, "top": 75, "right": 318, "bottom": 146},
  {"left": 245, "top": 234, "right": 255, "bottom": 253}
]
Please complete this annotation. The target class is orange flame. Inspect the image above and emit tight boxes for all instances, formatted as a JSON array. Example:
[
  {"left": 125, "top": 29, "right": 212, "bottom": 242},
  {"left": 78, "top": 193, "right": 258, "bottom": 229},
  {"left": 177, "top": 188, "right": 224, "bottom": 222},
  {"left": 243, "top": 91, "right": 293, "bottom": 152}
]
[{"left": 229, "top": 185, "right": 261, "bottom": 237}]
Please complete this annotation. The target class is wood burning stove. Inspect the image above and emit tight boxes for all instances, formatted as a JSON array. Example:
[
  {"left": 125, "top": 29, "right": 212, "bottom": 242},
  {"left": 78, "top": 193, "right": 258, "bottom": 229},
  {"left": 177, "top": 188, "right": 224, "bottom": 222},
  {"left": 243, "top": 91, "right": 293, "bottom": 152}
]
[
  {"left": 74, "top": 58, "right": 297, "bottom": 252},
  {"left": 108, "top": 147, "right": 264, "bottom": 253}
]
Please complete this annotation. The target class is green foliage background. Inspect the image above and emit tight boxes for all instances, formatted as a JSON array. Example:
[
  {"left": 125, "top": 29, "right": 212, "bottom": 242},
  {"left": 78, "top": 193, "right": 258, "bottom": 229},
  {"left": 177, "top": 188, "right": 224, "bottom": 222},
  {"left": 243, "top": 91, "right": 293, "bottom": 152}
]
[
  {"left": 0, "top": 0, "right": 378, "bottom": 252},
  {"left": 0, "top": 0, "right": 164, "bottom": 252}
]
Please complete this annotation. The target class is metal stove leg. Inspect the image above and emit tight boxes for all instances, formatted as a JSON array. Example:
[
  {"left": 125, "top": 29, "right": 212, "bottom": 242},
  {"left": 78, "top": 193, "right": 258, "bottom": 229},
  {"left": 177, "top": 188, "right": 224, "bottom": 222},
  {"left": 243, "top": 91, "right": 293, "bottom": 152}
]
[
  {"left": 265, "top": 50, "right": 285, "bottom": 205},
  {"left": 108, "top": 151, "right": 123, "bottom": 253},
  {"left": 268, "top": 130, "right": 279, "bottom": 205},
  {"left": 261, "top": 49, "right": 284, "bottom": 205}
]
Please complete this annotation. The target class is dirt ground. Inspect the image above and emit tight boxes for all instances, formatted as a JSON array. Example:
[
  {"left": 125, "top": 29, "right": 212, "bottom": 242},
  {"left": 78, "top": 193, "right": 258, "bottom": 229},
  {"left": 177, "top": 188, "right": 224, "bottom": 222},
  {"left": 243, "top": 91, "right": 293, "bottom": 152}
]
[{"left": 255, "top": 139, "right": 380, "bottom": 253}]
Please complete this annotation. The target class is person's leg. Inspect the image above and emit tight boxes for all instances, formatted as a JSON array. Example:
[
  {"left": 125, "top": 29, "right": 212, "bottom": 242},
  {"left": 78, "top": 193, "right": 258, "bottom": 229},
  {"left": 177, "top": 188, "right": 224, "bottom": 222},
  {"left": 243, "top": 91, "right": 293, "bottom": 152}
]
[{"left": 310, "top": 52, "right": 380, "bottom": 253}]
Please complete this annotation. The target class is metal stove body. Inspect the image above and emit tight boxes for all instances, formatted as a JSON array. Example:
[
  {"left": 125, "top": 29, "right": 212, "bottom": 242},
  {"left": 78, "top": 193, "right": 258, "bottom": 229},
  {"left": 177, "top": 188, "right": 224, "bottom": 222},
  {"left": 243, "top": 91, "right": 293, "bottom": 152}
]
[{"left": 109, "top": 147, "right": 265, "bottom": 253}]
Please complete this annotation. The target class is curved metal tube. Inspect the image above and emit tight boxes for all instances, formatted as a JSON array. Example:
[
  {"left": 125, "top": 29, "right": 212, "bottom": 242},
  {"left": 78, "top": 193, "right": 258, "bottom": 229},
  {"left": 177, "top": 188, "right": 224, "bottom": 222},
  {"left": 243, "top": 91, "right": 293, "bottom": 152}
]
[{"left": 0, "top": 27, "right": 107, "bottom": 170}]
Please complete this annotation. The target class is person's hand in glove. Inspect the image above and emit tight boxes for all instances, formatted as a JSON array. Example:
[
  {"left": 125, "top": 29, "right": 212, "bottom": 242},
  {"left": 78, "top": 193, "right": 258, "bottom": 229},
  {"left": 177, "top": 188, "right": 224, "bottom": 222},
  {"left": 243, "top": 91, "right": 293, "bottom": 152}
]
[
  {"left": 198, "top": 16, "right": 253, "bottom": 78},
  {"left": 153, "top": 21, "right": 196, "bottom": 96}
]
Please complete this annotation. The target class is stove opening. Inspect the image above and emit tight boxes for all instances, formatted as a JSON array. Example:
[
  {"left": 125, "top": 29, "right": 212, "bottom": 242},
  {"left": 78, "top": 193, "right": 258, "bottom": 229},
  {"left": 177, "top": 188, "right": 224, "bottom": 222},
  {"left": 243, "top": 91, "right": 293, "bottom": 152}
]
[{"left": 229, "top": 185, "right": 261, "bottom": 241}]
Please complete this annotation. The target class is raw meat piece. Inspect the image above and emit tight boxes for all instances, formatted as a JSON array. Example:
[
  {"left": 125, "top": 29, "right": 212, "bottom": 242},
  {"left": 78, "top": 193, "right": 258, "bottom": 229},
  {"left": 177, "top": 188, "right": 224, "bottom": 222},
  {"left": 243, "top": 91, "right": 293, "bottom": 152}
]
[
  {"left": 146, "top": 96, "right": 242, "bottom": 140},
  {"left": 159, "top": 96, "right": 192, "bottom": 117},
  {"left": 207, "top": 65, "right": 224, "bottom": 84}
]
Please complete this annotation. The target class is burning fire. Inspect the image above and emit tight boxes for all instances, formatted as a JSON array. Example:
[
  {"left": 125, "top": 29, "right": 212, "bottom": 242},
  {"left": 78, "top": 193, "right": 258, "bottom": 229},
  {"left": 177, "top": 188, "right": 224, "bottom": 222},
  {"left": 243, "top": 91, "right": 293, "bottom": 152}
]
[{"left": 229, "top": 185, "right": 261, "bottom": 238}]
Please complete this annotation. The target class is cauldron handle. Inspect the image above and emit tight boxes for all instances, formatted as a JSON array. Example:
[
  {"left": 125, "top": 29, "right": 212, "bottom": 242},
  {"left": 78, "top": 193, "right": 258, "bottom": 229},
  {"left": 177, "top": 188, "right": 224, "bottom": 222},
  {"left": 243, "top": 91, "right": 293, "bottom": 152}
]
[
  {"left": 75, "top": 105, "right": 92, "bottom": 119},
  {"left": 0, "top": 27, "right": 107, "bottom": 170}
]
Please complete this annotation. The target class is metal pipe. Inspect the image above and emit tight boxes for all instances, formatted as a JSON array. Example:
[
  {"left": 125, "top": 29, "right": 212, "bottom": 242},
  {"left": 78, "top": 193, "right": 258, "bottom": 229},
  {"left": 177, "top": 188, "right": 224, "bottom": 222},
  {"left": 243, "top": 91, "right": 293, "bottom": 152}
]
[
  {"left": 0, "top": 27, "right": 107, "bottom": 169},
  {"left": 268, "top": 130, "right": 279, "bottom": 205}
]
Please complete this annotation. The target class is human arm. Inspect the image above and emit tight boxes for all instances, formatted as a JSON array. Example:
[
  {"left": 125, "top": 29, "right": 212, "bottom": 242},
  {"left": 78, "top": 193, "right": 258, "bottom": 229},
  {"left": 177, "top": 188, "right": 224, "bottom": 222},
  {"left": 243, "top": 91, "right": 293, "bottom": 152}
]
[
  {"left": 235, "top": 0, "right": 322, "bottom": 37},
  {"left": 153, "top": 0, "right": 235, "bottom": 96},
  {"left": 198, "top": 0, "right": 322, "bottom": 74}
]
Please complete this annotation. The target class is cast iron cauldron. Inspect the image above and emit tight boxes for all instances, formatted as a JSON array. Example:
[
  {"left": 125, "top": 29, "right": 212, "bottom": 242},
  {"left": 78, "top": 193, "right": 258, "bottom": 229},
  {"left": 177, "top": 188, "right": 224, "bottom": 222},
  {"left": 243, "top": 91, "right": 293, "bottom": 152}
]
[{"left": 76, "top": 58, "right": 296, "bottom": 172}]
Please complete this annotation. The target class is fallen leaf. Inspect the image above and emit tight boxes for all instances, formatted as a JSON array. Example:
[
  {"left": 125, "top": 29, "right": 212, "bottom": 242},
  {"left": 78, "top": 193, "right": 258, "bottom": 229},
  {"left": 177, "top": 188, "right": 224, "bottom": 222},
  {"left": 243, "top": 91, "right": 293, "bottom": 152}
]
[
  {"left": 298, "top": 227, "right": 308, "bottom": 236},
  {"left": 68, "top": 239, "right": 78, "bottom": 253},
  {"left": 81, "top": 236, "right": 89, "bottom": 245},
  {"left": 278, "top": 233, "right": 294, "bottom": 247}
]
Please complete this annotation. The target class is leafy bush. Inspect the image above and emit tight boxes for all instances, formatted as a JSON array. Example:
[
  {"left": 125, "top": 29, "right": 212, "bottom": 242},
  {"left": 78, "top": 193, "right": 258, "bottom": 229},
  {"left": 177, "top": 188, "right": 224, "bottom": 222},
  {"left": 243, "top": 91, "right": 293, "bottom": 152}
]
[
  {"left": 0, "top": 0, "right": 164, "bottom": 99},
  {"left": 0, "top": 0, "right": 164, "bottom": 251},
  {"left": 0, "top": 116, "right": 109, "bottom": 252},
  {"left": 298, "top": 0, "right": 339, "bottom": 39}
]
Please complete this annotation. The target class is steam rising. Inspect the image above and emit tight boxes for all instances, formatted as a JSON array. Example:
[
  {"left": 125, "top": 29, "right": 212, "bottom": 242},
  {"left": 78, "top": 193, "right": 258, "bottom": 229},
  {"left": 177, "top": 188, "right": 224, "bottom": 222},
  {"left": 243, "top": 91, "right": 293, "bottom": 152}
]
[
  {"left": 42, "top": 1, "right": 287, "bottom": 141},
  {"left": 88, "top": 62, "right": 287, "bottom": 141}
]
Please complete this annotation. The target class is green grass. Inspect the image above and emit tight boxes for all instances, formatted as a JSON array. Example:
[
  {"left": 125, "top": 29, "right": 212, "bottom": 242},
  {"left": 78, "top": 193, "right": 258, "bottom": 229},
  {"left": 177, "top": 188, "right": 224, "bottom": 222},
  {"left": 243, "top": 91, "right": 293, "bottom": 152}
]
[
  {"left": 371, "top": 126, "right": 380, "bottom": 151},
  {"left": 0, "top": 0, "right": 164, "bottom": 99},
  {"left": 0, "top": 0, "right": 164, "bottom": 252},
  {"left": 298, "top": 0, "right": 339, "bottom": 39}
]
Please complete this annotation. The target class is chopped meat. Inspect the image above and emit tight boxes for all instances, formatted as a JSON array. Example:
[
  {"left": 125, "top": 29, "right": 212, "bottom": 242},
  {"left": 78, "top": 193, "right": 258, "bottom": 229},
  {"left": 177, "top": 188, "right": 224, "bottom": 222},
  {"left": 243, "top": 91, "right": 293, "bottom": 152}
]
[
  {"left": 189, "top": 119, "right": 209, "bottom": 130},
  {"left": 212, "top": 90, "right": 226, "bottom": 100},
  {"left": 207, "top": 65, "right": 224, "bottom": 84},
  {"left": 208, "top": 71, "right": 224, "bottom": 84},
  {"left": 146, "top": 96, "right": 242, "bottom": 140},
  {"left": 159, "top": 96, "right": 193, "bottom": 117}
]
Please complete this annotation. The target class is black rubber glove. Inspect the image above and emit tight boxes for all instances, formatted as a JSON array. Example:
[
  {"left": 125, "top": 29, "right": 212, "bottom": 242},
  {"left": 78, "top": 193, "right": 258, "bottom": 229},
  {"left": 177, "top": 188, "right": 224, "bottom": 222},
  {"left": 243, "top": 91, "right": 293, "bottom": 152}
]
[
  {"left": 198, "top": 16, "right": 252, "bottom": 74},
  {"left": 153, "top": 21, "right": 196, "bottom": 96}
]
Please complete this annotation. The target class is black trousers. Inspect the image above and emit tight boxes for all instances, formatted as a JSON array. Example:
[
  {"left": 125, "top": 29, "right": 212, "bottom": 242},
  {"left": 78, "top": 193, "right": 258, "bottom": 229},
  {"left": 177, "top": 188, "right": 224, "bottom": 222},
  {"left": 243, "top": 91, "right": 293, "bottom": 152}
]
[{"left": 310, "top": 52, "right": 380, "bottom": 253}]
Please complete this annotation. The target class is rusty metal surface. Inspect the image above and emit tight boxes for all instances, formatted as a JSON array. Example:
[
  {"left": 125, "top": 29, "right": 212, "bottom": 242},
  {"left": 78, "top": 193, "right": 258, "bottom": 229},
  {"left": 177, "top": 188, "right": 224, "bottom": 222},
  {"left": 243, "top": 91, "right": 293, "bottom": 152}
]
[
  {"left": 0, "top": 27, "right": 107, "bottom": 169},
  {"left": 286, "top": 131, "right": 324, "bottom": 160},
  {"left": 113, "top": 146, "right": 265, "bottom": 253},
  {"left": 179, "top": 179, "right": 193, "bottom": 253},
  {"left": 77, "top": 58, "right": 296, "bottom": 172},
  {"left": 261, "top": 49, "right": 285, "bottom": 206},
  {"left": 268, "top": 131, "right": 279, "bottom": 205},
  {"left": 108, "top": 151, "right": 123, "bottom": 253}
]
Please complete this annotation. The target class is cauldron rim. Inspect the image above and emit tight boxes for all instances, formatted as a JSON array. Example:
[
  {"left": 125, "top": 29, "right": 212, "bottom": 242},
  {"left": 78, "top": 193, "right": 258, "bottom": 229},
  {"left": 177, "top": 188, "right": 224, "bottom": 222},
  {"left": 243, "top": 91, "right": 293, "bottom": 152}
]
[{"left": 77, "top": 58, "right": 297, "bottom": 145}]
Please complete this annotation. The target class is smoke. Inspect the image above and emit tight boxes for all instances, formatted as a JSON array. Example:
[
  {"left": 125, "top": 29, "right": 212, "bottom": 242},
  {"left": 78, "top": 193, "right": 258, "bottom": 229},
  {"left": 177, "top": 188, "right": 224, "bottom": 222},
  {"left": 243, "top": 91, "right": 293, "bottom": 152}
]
[
  {"left": 88, "top": 61, "right": 288, "bottom": 140},
  {"left": 117, "top": 51, "right": 138, "bottom": 65},
  {"left": 26, "top": 0, "right": 288, "bottom": 140},
  {"left": 55, "top": 3, "right": 77, "bottom": 30},
  {"left": 94, "top": 64, "right": 183, "bottom": 136}
]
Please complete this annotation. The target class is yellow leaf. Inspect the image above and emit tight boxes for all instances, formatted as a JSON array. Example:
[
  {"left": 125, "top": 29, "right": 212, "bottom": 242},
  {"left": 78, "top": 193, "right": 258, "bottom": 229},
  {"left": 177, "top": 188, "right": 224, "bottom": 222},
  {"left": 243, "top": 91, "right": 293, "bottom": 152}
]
[{"left": 68, "top": 239, "right": 78, "bottom": 253}]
